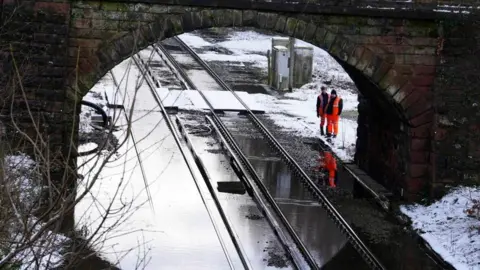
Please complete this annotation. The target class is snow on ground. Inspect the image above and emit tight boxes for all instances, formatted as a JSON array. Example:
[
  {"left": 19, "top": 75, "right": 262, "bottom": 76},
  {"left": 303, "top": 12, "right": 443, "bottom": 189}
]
[
  {"left": 401, "top": 187, "right": 480, "bottom": 270},
  {"left": 179, "top": 30, "right": 358, "bottom": 161},
  {"left": 1, "top": 153, "right": 67, "bottom": 269}
]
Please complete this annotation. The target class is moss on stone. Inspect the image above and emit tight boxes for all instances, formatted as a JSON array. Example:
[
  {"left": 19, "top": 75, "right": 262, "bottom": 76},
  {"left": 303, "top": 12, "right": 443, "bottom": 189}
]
[
  {"left": 171, "top": 17, "right": 184, "bottom": 35},
  {"left": 285, "top": 17, "right": 298, "bottom": 35}
]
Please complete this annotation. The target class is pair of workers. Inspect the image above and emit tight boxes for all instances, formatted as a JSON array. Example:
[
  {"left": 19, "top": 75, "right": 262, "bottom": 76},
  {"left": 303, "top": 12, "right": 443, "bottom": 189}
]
[{"left": 316, "top": 86, "right": 343, "bottom": 138}]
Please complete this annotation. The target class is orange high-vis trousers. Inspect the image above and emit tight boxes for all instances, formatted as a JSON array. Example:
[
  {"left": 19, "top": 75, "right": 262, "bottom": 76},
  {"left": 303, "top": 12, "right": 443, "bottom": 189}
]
[
  {"left": 319, "top": 112, "right": 327, "bottom": 127},
  {"left": 327, "top": 114, "right": 339, "bottom": 136},
  {"left": 328, "top": 169, "right": 336, "bottom": 187}
]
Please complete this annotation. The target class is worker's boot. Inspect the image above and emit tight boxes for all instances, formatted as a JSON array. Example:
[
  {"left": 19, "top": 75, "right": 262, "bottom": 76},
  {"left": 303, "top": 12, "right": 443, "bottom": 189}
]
[
  {"left": 332, "top": 134, "right": 337, "bottom": 139},
  {"left": 320, "top": 127, "right": 324, "bottom": 136},
  {"left": 326, "top": 133, "right": 331, "bottom": 138},
  {"left": 329, "top": 177, "right": 336, "bottom": 188}
]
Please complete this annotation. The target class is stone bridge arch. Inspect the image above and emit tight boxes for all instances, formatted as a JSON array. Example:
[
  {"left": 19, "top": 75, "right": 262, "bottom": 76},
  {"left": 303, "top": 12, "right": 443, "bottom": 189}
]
[{"left": 70, "top": 6, "right": 436, "bottom": 200}]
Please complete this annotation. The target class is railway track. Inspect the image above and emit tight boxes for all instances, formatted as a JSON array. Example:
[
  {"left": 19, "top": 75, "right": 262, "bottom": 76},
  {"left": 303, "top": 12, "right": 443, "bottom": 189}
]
[
  {"left": 158, "top": 36, "right": 386, "bottom": 270},
  {"left": 134, "top": 50, "right": 310, "bottom": 269},
  {"left": 133, "top": 36, "right": 386, "bottom": 269}
]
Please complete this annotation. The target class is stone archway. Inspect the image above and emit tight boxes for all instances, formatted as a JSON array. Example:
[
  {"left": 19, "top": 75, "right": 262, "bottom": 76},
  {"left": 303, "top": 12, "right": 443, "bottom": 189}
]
[{"left": 72, "top": 10, "right": 435, "bottom": 200}]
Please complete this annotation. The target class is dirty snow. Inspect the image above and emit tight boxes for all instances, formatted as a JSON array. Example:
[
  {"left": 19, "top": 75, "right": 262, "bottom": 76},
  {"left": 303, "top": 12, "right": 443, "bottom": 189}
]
[
  {"left": 401, "top": 187, "right": 480, "bottom": 270},
  {"left": 179, "top": 30, "right": 358, "bottom": 161},
  {"left": 2, "top": 153, "right": 67, "bottom": 269}
]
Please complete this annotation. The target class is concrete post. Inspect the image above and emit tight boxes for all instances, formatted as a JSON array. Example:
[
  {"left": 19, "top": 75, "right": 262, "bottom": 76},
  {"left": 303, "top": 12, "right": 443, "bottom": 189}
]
[
  {"left": 267, "top": 50, "right": 271, "bottom": 86},
  {"left": 288, "top": 37, "right": 295, "bottom": 91}
]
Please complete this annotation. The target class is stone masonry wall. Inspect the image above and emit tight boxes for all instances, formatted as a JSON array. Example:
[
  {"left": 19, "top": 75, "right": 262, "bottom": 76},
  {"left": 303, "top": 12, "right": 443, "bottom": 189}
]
[
  {"left": 0, "top": 0, "right": 77, "bottom": 232},
  {"left": 432, "top": 20, "right": 480, "bottom": 196},
  {"left": 68, "top": 4, "right": 440, "bottom": 201},
  {"left": 1, "top": 0, "right": 454, "bottom": 202}
]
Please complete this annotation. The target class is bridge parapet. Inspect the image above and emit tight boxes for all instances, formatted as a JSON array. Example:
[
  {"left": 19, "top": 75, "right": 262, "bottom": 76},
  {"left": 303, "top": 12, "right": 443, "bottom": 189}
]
[{"left": 96, "top": 0, "right": 480, "bottom": 17}]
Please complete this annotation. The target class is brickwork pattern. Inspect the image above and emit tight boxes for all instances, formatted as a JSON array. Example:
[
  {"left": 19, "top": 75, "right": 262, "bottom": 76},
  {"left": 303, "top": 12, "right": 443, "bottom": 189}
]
[
  {"left": 2, "top": 0, "right": 476, "bottom": 201},
  {"left": 432, "top": 20, "right": 480, "bottom": 195}
]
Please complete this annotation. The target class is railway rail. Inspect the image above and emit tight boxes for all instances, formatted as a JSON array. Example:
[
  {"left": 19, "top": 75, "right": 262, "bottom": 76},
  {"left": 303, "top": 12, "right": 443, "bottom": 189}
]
[
  {"left": 153, "top": 37, "right": 386, "bottom": 269},
  {"left": 135, "top": 49, "right": 313, "bottom": 269},
  {"left": 152, "top": 39, "right": 308, "bottom": 269}
]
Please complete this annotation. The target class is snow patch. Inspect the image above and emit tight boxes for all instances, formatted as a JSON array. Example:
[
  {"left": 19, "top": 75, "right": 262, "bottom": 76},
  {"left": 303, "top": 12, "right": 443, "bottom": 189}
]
[
  {"left": 401, "top": 186, "right": 480, "bottom": 270},
  {"left": 2, "top": 153, "right": 68, "bottom": 269},
  {"left": 179, "top": 30, "right": 358, "bottom": 161}
]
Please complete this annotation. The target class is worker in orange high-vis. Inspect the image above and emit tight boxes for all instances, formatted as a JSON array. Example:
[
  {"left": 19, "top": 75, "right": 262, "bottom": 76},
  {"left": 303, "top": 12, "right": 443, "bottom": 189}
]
[
  {"left": 325, "top": 90, "right": 343, "bottom": 138},
  {"left": 316, "top": 86, "right": 330, "bottom": 136},
  {"left": 323, "top": 151, "right": 337, "bottom": 188},
  {"left": 313, "top": 151, "right": 338, "bottom": 188}
]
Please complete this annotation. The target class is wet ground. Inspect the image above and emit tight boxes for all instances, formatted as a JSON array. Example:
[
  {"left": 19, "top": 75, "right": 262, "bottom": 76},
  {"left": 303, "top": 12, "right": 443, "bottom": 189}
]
[
  {"left": 254, "top": 115, "right": 443, "bottom": 270},
  {"left": 178, "top": 112, "right": 294, "bottom": 269},
  {"left": 183, "top": 28, "right": 444, "bottom": 269},
  {"left": 179, "top": 111, "right": 371, "bottom": 269}
]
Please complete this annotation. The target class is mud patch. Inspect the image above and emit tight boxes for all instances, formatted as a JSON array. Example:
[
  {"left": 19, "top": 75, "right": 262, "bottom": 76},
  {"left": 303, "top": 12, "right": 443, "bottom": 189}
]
[
  {"left": 263, "top": 245, "right": 289, "bottom": 268},
  {"left": 245, "top": 214, "right": 263, "bottom": 220}
]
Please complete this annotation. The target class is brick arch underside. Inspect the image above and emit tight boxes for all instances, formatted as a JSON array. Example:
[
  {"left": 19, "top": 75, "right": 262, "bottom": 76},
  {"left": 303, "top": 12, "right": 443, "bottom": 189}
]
[{"left": 75, "top": 10, "right": 434, "bottom": 200}]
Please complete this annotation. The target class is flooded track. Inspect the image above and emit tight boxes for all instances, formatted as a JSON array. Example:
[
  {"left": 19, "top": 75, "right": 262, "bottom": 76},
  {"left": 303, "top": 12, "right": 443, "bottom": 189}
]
[
  {"left": 134, "top": 52, "right": 304, "bottom": 269},
  {"left": 141, "top": 37, "right": 385, "bottom": 269}
]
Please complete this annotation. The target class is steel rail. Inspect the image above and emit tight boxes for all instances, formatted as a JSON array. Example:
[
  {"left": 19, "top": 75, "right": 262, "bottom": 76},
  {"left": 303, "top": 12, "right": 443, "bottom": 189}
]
[
  {"left": 132, "top": 54, "right": 236, "bottom": 270},
  {"left": 205, "top": 115, "right": 306, "bottom": 270},
  {"left": 173, "top": 36, "right": 386, "bottom": 270},
  {"left": 174, "top": 115, "right": 253, "bottom": 270},
  {"left": 157, "top": 38, "right": 318, "bottom": 269}
]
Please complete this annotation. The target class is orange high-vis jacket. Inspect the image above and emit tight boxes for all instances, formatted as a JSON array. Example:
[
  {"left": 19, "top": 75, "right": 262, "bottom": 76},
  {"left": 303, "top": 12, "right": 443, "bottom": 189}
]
[{"left": 323, "top": 152, "right": 337, "bottom": 171}]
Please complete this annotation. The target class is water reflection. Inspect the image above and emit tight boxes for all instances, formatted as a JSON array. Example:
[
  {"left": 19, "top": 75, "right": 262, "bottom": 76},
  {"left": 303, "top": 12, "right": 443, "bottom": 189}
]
[
  {"left": 189, "top": 133, "right": 295, "bottom": 269},
  {"left": 233, "top": 134, "right": 350, "bottom": 267}
]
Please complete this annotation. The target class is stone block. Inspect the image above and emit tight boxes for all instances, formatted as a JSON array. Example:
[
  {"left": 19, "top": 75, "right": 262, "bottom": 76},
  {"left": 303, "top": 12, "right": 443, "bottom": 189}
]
[
  {"left": 355, "top": 47, "right": 373, "bottom": 72},
  {"left": 364, "top": 54, "right": 382, "bottom": 78},
  {"left": 285, "top": 17, "right": 298, "bottom": 37},
  {"left": 411, "top": 138, "right": 430, "bottom": 151},
  {"left": 112, "top": 33, "right": 135, "bottom": 58},
  {"left": 359, "top": 26, "right": 383, "bottom": 36},
  {"left": 380, "top": 72, "right": 409, "bottom": 97},
  {"left": 34, "top": 2, "right": 70, "bottom": 15},
  {"left": 73, "top": 18, "right": 91, "bottom": 29},
  {"left": 412, "top": 65, "right": 435, "bottom": 75},
  {"left": 329, "top": 36, "right": 348, "bottom": 62},
  {"left": 200, "top": 10, "right": 214, "bottom": 29},
  {"left": 212, "top": 10, "right": 233, "bottom": 28},
  {"left": 410, "top": 74, "right": 435, "bottom": 87},
  {"left": 303, "top": 23, "right": 318, "bottom": 43},
  {"left": 180, "top": 12, "right": 194, "bottom": 33},
  {"left": 409, "top": 164, "right": 428, "bottom": 178},
  {"left": 69, "top": 38, "right": 102, "bottom": 49},
  {"left": 409, "top": 109, "right": 434, "bottom": 127},
  {"left": 149, "top": 18, "right": 167, "bottom": 41},
  {"left": 404, "top": 54, "right": 436, "bottom": 65},
  {"left": 314, "top": 27, "right": 327, "bottom": 48},
  {"left": 372, "top": 60, "right": 392, "bottom": 83},
  {"left": 410, "top": 150, "right": 430, "bottom": 163},
  {"left": 242, "top": 10, "right": 257, "bottom": 27},
  {"left": 404, "top": 176, "right": 428, "bottom": 197},
  {"left": 149, "top": 5, "right": 169, "bottom": 14},
  {"left": 347, "top": 46, "right": 364, "bottom": 66},
  {"left": 392, "top": 82, "right": 414, "bottom": 104},
  {"left": 165, "top": 16, "right": 183, "bottom": 37},
  {"left": 232, "top": 10, "right": 243, "bottom": 27},
  {"left": 256, "top": 12, "right": 269, "bottom": 29},
  {"left": 409, "top": 122, "right": 432, "bottom": 138},
  {"left": 294, "top": 20, "right": 307, "bottom": 40},
  {"left": 404, "top": 95, "right": 433, "bottom": 120},
  {"left": 407, "top": 37, "right": 437, "bottom": 46},
  {"left": 323, "top": 31, "right": 336, "bottom": 50}
]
